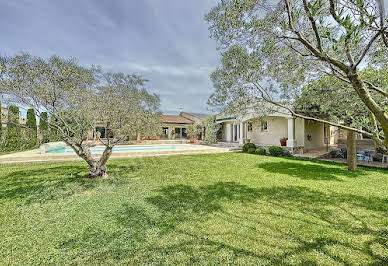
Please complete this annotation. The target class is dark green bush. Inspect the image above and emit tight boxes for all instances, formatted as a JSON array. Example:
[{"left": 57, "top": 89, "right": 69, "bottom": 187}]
[
  {"left": 247, "top": 147, "right": 256, "bottom": 154},
  {"left": 268, "top": 146, "right": 284, "bottom": 157},
  {"left": 243, "top": 142, "right": 256, "bottom": 152},
  {"left": 255, "top": 147, "right": 266, "bottom": 155}
]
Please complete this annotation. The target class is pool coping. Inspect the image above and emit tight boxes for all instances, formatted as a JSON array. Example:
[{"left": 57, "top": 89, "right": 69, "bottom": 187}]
[{"left": 0, "top": 144, "right": 231, "bottom": 164}]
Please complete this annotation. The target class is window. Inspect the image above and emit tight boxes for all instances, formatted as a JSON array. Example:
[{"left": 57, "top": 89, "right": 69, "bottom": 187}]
[
  {"left": 182, "top": 128, "right": 187, "bottom": 138},
  {"left": 162, "top": 127, "right": 169, "bottom": 139},
  {"left": 261, "top": 121, "right": 268, "bottom": 132},
  {"left": 247, "top": 122, "right": 253, "bottom": 131}
]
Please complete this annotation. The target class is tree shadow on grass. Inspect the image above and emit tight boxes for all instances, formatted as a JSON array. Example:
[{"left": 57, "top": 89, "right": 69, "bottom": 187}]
[
  {"left": 0, "top": 162, "right": 140, "bottom": 205},
  {"left": 256, "top": 158, "right": 370, "bottom": 181},
  {"left": 142, "top": 182, "right": 387, "bottom": 264},
  {"left": 56, "top": 181, "right": 387, "bottom": 264}
]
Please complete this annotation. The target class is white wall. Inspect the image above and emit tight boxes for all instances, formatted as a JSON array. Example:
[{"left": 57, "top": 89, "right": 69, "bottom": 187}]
[
  {"left": 247, "top": 117, "right": 288, "bottom": 146},
  {"left": 295, "top": 118, "right": 305, "bottom": 147},
  {"left": 304, "top": 120, "right": 325, "bottom": 150}
]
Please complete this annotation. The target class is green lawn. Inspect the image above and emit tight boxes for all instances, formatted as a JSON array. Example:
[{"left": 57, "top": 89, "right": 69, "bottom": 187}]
[{"left": 0, "top": 153, "right": 387, "bottom": 265}]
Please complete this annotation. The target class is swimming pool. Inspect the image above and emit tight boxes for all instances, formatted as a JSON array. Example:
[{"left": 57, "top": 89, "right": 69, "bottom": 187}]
[{"left": 45, "top": 145, "right": 188, "bottom": 154}]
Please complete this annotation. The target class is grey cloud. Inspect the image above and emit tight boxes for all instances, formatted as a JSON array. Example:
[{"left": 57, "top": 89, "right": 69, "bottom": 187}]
[{"left": 0, "top": 0, "right": 220, "bottom": 114}]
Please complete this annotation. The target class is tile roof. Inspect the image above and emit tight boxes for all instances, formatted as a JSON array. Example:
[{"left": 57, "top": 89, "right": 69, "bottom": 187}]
[
  {"left": 181, "top": 112, "right": 208, "bottom": 118},
  {"left": 160, "top": 115, "right": 194, "bottom": 124}
]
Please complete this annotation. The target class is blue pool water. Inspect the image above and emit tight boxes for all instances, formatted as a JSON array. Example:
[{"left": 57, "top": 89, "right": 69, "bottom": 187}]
[{"left": 46, "top": 145, "right": 187, "bottom": 154}]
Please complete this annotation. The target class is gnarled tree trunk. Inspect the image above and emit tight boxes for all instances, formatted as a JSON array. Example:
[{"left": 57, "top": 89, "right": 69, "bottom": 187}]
[
  {"left": 347, "top": 130, "right": 357, "bottom": 172},
  {"left": 63, "top": 137, "right": 113, "bottom": 178},
  {"left": 88, "top": 146, "right": 113, "bottom": 178}
]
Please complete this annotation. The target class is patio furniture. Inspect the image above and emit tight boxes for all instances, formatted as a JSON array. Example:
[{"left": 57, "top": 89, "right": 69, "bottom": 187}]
[{"left": 357, "top": 151, "right": 372, "bottom": 163}]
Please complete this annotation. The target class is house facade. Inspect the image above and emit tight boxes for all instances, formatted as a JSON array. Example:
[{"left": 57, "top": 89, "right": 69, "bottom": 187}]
[
  {"left": 160, "top": 112, "right": 207, "bottom": 140},
  {"left": 93, "top": 111, "right": 207, "bottom": 140},
  {"left": 216, "top": 108, "right": 337, "bottom": 153}
]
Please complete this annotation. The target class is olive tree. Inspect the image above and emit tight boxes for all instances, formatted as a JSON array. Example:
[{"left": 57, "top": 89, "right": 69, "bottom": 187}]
[
  {"left": 206, "top": 0, "right": 388, "bottom": 154},
  {"left": 0, "top": 54, "right": 161, "bottom": 178},
  {"left": 203, "top": 115, "right": 220, "bottom": 144}
]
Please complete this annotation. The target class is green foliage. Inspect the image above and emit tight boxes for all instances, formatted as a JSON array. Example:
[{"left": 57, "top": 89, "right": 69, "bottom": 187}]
[
  {"left": 206, "top": 0, "right": 388, "bottom": 153},
  {"left": 2, "top": 105, "right": 24, "bottom": 151},
  {"left": 0, "top": 99, "right": 2, "bottom": 138},
  {"left": 242, "top": 142, "right": 256, "bottom": 152},
  {"left": 203, "top": 115, "right": 220, "bottom": 144},
  {"left": 26, "top": 108, "right": 38, "bottom": 148},
  {"left": 247, "top": 147, "right": 256, "bottom": 154},
  {"left": 7, "top": 105, "right": 19, "bottom": 128},
  {"left": 39, "top": 112, "right": 50, "bottom": 143},
  {"left": 187, "top": 123, "right": 201, "bottom": 138},
  {"left": 255, "top": 147, "right": 266, "bottom": 155},
  {"left": 268, "top": 146, "right": 284, "bottom": 157},
  {"left": 1, "top": 53, "right": 163, "bottom": 176},
  {"left": 26, "top": 109, "right": 37, "bottom": 130},
  {"left": 295, "top": 68, "right": 388, "bottom": 136}
]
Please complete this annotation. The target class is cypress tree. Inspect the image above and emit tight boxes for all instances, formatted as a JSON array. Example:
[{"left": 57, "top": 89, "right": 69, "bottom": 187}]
[
  {"left": 0, "top": 99, "right": 2, "bottom": 138},
  {"left": 6, "top": 105, "right": 23, "bottom": 150},
  {"left": 26, "top": 108, "right": 38, "bottom": 147},
  {"left": 7, "top": 105, "right": 19, "bottom": 128},
  {"left": 39, "top": 112, "right": 49, "bottom": 143}
]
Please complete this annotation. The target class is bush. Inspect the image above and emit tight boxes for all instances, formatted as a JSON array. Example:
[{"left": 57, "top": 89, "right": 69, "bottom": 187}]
[
  {"left": 243, "top": 142, "right": 256, "bottom": 152},
  {"left": 282, "top": 150, "right": 293, "bottom": 157},
  {"left": 255, "top": 147, "right": 266, "bottom": 155},
  {"left": 247, "top": 147, "right": 256, "bottom": 154},
  {"left": 268, "top": 146, "right": 284, "bottom": 157}
]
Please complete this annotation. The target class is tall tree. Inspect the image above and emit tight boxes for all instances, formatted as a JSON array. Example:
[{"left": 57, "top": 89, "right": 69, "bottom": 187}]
[
  {"left": 26, "top": 108, "right": 38, "bottom": 147},
  {"left": 0, "top": 54, "right": 161, "bottom": 178},
  {"left": 206, "top": 0, "right": 388, "bottom": 154},
  {"left": 39, "top": 112, "right": 49, "bottom": 143},
  {"left": 4, "top": 105, "right": 23, "bottom": 150},
  {"left": 203, "top": 115, "right": 220, "bottom": 144},
  {"left": 0, "top": 97, "right": 2, "bottom": 138}
]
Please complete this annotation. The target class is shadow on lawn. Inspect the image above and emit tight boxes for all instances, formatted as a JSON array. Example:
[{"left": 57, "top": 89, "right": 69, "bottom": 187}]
[
  {"left": 256, "top": 158, "right": 368, "bottom": 181},
  {"left": 66, "top": 182, "right": 387, "bottom": 264},
  {"left": 144, "top": 182, "right": 387, "bottom": 264},
  {"left": 0, "top": 162, "right": 140, "bottom": 204}
]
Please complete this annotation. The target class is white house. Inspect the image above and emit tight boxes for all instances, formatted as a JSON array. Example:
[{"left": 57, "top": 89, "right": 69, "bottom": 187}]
[{"left": 216, "top": 106, "right": 337, "bottom": 153}]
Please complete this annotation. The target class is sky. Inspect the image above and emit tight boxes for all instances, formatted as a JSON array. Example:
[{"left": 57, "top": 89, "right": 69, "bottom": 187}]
[{"left": 0, "top": 0, "right": 220, "bottom": 114}]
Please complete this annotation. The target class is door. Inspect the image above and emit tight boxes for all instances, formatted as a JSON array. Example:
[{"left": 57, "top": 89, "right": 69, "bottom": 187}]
[{"left": 226, "top": 124, "right": 231, "bottom": 142}]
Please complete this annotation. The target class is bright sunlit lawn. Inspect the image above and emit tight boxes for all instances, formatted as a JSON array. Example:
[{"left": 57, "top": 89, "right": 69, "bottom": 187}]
[{"left": 0, "top": 153, "right": 387, "bottom": 265}]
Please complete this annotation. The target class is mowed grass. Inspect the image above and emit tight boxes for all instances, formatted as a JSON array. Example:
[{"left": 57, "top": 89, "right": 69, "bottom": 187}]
[{"left": 0, "top": 153, "right": 387, "bottom": 265}]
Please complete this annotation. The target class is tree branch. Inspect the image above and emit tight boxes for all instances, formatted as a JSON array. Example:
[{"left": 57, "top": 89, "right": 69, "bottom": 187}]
[
  {"left": 258, "top": 95, "right": 375, "bottom": 138},
  {"left": 363, "top": 80, "right": 388, "bottom": 98},
  {"left": 355, "top": 28, "right": 384, "bottom": 67},
  {"left": 284, "top": 0, "right": 348, "bottom": 72},
  {"left": 302, "top": 0, "right": 322, "bottom": 52}
]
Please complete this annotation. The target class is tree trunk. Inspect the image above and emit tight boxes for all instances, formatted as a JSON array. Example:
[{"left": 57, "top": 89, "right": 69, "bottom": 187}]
[
  {"left": 347, "top": 130, "right": 357, "bottom": 172},
  {"left": 62, "top": 137, "right": 113, "bottom": 178},
  {"left": 348, "top": 72, "right": 388, "bottom": 152},
  {"left": 88, "top": 163, "right": 107, "bottom": 178},
  {"left": 88, "top": 146, "right": 113, "bottom": 178}
]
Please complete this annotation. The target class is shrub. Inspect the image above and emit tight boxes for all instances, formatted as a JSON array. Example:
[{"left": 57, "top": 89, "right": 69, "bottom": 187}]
[
  {"left": 268, "top": 146, "right": 283, "bottom": 157},
  {"left": 247, "top": 147, "right": 256, "bottom": 154},
  {"left": 243, "top": 142, "right": 256, "bottom": 152},
  {"left": 203, "top": 115, "right": 220, "bottom": 144},
  {"left": 255, "top": 147, "right": 266, "bottom": 155},
  {"left": 282, "top": 150, "right": 293, "bottom": 157}
]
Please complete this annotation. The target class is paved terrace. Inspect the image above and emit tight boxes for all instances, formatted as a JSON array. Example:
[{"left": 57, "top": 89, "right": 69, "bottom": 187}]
[{"left": 0, "top": 144, "right": 231, "bottom": 164}]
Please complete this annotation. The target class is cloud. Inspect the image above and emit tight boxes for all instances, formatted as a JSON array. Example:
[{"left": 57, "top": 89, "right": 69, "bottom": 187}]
[{"left": 0, "top": 0, "right": 220, "bottom": 114}]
